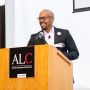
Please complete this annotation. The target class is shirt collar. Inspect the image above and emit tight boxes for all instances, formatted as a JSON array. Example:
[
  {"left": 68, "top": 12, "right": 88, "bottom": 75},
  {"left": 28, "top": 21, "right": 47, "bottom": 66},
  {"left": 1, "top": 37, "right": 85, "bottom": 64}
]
[{"left": 43, "top": 26, "right": 54, "bottom": 35}]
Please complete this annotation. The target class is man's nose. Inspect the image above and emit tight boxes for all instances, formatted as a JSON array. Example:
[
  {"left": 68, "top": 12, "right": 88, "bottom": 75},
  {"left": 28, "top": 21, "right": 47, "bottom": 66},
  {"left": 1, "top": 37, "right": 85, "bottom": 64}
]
[{"left": 39, "top": 19, "right": 44, "bottom": 23}]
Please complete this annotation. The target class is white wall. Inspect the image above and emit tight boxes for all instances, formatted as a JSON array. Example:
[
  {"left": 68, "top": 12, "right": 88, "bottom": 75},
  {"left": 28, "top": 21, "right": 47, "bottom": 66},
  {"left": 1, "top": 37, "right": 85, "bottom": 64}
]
[
  {"left": 73, "top": 11, "right": 90, "bottom": 89},
  {"left": 5, "top": 0, "right": 15, "bottom": 47},
  {"left": 0, "top": 0, "right": 5, "bottom": 6},
  {"left": 6, "top": 0, "right": 90, "bottom": 89}
]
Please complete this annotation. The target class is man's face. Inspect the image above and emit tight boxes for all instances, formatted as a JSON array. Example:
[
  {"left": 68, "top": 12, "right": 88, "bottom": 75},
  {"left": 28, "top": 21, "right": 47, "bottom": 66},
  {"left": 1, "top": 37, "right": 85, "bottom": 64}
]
[{"left": 38, "top": 11, "right": 54, "bottom": 31}]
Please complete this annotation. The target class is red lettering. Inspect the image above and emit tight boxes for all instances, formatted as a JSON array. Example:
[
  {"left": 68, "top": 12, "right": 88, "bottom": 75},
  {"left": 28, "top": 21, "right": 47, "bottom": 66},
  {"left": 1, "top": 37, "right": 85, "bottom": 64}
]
[{"left": 25, "top": 53, "right": 32, "bottom": 64}]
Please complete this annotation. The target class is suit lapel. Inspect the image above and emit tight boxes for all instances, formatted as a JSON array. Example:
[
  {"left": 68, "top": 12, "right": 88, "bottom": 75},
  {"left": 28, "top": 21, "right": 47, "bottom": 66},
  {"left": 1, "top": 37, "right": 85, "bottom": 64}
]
[{"left": 54, "top": 27, "right": 61, "bottom": 44}]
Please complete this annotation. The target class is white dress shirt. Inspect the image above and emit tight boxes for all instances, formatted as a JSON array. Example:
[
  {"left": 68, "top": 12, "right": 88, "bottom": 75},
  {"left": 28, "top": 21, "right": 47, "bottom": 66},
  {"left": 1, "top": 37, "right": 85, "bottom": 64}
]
[{"left": 43, "top": 27, "right": 54, "bottom": 46}]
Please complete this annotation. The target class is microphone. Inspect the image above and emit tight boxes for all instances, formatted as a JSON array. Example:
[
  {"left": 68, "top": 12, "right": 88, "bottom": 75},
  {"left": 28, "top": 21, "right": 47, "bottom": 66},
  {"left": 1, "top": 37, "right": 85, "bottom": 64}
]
[
  {"left": 38, "top": 31, "right": 44, "bottom": 39},
  {"left": 36, "top": 31, "right": 47, "bottom": 44}
]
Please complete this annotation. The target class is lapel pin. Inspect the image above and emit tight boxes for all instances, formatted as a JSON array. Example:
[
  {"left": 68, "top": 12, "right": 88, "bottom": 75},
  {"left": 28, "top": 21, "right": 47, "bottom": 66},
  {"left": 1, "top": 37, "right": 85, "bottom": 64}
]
[{"left": 57, "top": 32, "right": 61, "bottom": 35}]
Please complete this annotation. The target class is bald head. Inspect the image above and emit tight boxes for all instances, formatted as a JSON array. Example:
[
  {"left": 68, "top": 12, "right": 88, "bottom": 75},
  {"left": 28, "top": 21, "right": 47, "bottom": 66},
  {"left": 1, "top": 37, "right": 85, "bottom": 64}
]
[
  {"left": 39, "top": 9, "right": 54, "bottom": 18},
  {"left": 38, "top": 9, "right": 54, "bottom": 32}
]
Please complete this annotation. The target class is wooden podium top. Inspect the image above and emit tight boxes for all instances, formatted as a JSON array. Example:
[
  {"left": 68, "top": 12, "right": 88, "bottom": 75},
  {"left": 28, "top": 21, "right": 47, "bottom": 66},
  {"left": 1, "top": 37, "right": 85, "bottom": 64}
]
[{"left": 0, "top": 45, "right": 73, "bottom": 90}]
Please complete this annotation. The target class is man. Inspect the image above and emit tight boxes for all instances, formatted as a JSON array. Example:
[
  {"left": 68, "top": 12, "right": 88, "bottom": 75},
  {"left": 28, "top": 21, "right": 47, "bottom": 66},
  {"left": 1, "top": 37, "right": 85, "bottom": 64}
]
[{"left": 27, "top": 9, "right": 79, "bottom": 60}]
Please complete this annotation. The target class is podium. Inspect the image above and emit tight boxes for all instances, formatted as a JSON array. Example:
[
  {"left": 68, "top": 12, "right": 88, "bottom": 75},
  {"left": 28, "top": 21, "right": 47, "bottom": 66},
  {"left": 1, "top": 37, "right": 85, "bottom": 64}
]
[{"left": 0, "top": 45, "right": 73, "bottom": 90}]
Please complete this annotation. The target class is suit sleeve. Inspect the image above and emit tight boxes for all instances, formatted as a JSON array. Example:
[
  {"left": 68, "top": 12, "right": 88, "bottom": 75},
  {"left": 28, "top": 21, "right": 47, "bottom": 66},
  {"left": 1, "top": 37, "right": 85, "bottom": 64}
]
[
  {"left": 64, "top": 30, "right": 79, "bottom": 60},
  {"left": 27, "top": 35, "right": 34, "bottom": 46},
  {"left": 27, "top": 34, "right": 47, "bottom": 46}
]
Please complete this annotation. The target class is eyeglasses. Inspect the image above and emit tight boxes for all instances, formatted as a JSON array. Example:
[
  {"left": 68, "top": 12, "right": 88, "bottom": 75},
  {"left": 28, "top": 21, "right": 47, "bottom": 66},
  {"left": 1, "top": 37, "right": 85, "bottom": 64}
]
[{"left": 37, "top": 16, "right": 52, "bottom": 21}]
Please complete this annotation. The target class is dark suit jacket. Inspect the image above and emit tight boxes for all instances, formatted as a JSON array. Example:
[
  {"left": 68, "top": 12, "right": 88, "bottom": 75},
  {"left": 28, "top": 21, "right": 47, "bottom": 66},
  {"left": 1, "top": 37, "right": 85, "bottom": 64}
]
[{"left": 27, "top": 27, "right": 79, "bottom": 60}]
